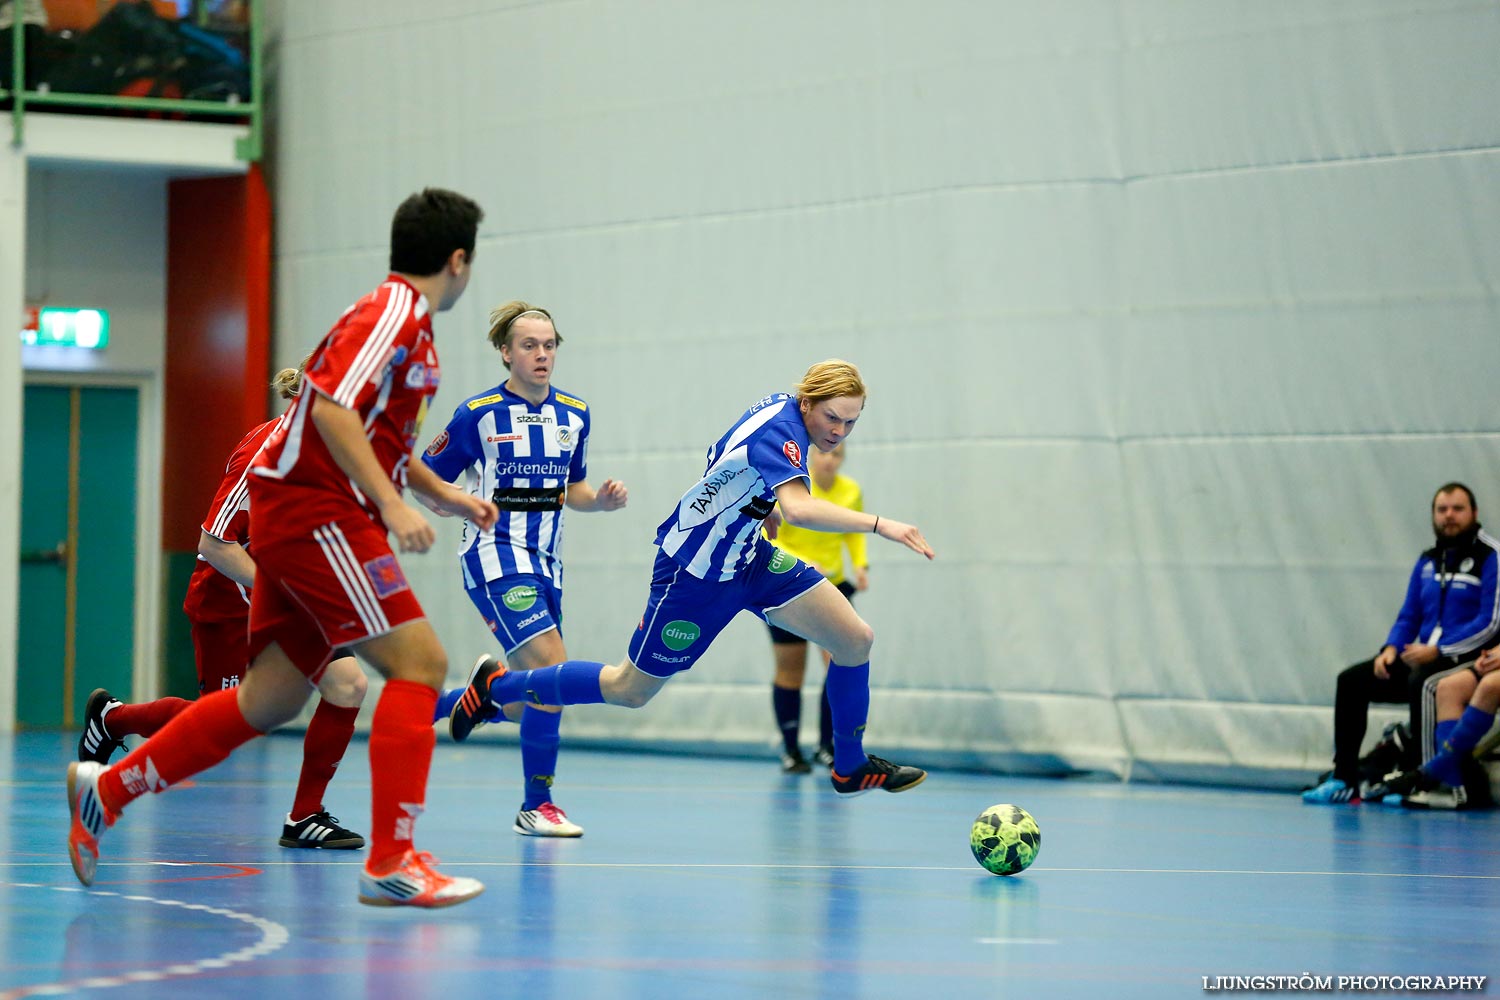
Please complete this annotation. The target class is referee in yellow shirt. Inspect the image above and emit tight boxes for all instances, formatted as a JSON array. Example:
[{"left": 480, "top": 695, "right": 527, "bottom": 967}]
[{"left": 767, "top": 443, "right": 869, "bottom": 772}]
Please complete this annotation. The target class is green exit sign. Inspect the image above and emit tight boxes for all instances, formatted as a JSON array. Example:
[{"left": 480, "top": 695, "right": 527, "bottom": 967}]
[{"left": 21, "top": 308, "right": 111, "bottom": 350}]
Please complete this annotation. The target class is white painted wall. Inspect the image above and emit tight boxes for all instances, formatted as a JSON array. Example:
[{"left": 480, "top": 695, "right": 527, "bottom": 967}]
[
  {"left": 0, "top": 146, "right": 25, "bottom": 733},
  {"left": 22, "top": 167, "right": 167, "bottom": 375},
  {"left": 1, "top": 112, "right": 252, "bottom": 730},
  {"left": 267, "top": 1, "right": 1500, "bottom": 782},
  {"left": 0, "top": 166, "right": 169, "bottom": 730}
]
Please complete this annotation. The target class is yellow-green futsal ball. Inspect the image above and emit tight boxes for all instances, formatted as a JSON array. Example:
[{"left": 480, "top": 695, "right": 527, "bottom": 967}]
[{"left": 970, "top": 803, "right": 1040, "bottom": 876}]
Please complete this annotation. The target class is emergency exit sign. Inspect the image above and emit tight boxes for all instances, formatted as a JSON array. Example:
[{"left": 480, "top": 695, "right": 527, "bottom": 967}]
[{"left": 20, "top": 307, "right": 110, "bottom": 350}]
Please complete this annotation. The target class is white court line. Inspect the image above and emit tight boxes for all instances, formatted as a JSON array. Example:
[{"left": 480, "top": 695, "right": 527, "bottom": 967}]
[
  {"left": 0, "top": 882, "right": 289, "bottom": 1000},
  {"left": 8, "top": 862, "right": 1498, "bottom": 881}
]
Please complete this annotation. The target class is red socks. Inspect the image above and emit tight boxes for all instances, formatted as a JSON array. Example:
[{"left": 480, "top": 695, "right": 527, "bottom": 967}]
[
  {"left": 289, "top": 699, "right": 360, "bottom": 820},
  {"left": 98, "top": 687, "right": 262, "bottom": 814},
  {"left": 366, "top": 680, "right": 438, "bottom": 870},
  {"left": 105, "top": 697, "right": 193, "bottom": 739}
]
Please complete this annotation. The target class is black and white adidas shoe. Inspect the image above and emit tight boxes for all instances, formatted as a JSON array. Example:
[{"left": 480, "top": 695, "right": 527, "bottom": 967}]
[
  {"left": 279, "top": 810, "right": 366, "bottom": 850},
  {"left": 77, "top": 689, "right": 126, "bottom": 765}
]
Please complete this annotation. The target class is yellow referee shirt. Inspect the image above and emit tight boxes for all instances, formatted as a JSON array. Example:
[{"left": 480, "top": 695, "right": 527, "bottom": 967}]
[{"left": 771, "top": 474, "right": 868, "bottom": 585}]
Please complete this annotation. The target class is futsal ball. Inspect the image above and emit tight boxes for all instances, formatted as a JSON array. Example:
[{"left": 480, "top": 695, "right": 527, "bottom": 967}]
[{"left": 970, "top": 803, "right": 1040, "bottom": 876}]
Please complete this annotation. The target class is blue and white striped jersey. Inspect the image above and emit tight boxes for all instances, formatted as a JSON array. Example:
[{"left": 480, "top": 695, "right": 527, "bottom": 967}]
[
  {"left": 655, "top": 393, "right": 810, "bottom": 581},
  {"left": 422, "top": 383, "right": 591, "bottom": 591}
]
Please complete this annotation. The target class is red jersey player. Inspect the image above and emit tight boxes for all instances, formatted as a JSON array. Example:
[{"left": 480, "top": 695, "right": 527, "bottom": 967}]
[
  {"left": 67, "top": 188, "right": 497, "bottom": 909},
  {"left": 77, "top": 362, "right": 368, "bottom": 850}
]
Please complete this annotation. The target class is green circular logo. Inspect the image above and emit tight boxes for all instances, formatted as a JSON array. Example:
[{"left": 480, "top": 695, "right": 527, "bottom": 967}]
[
  {"left": 660, "top": 620, "right": 702, "bottom": 651},
  {"left": 502, "top": 585, "right": 537, "bottom": 612},
  {"left": 767, "top": 548, "right": 797, "bottom": 574}
]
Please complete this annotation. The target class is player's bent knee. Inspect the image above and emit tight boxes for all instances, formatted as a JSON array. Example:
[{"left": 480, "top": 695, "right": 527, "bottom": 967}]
[
  {"left": 829, "top": 622, "right": 874, "bottom": 665},
  {"left": 318, "top": 659, "right": 368, "bottom": 708},
  {"left": 237, "top": 681, "right": 311, "bottom": 732},
  {"left": 604, "top": 682, "right": 654, "bottom": 709},
  {"left": 600, "top": 664, "right": 660, "bottom": 709}
]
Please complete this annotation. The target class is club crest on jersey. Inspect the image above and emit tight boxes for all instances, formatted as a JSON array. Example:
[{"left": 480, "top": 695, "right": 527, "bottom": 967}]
[
  {"left": 362, "top": 555, "right": 410, "bottom": 598},
  {"left": 375, "top": 345, "right": 411, "bottom": 385},
  {"left": 783, "top": 440, "right": 802, "bottom": 468},
  {"left": 556, "top": 426, "right": 573, "bottom": 449},
  {"left": 425, "top": 429, "right": 450, "bottom": 456}
]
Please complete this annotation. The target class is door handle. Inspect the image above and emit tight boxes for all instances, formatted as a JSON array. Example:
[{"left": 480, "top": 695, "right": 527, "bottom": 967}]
[{"left": 20, "top": 541, "right": 68, "bottom": 565}]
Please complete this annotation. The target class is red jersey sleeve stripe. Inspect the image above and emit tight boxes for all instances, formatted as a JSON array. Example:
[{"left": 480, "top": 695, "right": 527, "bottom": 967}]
[{"left": 335, "top": 284, "right": 411, "bottom": 409}]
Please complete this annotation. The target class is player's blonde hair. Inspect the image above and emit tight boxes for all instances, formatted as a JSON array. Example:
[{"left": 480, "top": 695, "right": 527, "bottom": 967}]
[
  {"left": 795, "top": 359, "right": 866, "bottom": 406},
  {"left": 488, "top": 301, "right": 562, "bottom": 369},
  {"left": 269, "top": 351, "right": 315, "bottom": 399}
]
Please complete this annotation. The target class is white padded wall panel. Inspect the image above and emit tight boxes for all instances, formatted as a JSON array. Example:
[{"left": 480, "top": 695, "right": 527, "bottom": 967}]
[
  {"left": 1123, "top": 155, "right": 1500, "bottom": 318},
  {"left": 1122, "top": 1, "right": 1500, "bottom": 173},
  {"left": 265, "top": 0, "right": 1500, "bottom": 786}
]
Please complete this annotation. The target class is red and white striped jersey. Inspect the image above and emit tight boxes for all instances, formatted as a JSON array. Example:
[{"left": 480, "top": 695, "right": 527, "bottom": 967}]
[
  {"left": 251, "top": 276, "right": 442, "bottom": 531},
  {"left": 181, "top": 415, "right": 283, "bottom": 624}
]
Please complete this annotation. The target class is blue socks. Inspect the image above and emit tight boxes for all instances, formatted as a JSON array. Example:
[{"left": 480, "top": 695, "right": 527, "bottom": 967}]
[
  {"left": 433, "top": 684, "right": 506, "bottom": 723},
  {"left": 825, "top": 661, "right": 870, "bottom": 774},
  {"left": 432, "top": 687, "right": 461, "bottom": 723},
  {"left": 493, "top": 660, "right": 606, "bottom": 707},
  {"left": 433, "top": 660, "right": 608, "bottom": 725},
  {"left": 520, "top": 707, "right": 563, "bottom": 810},
  {"left": 1426, "top": 706, "right": 1495, "bottom": 787}
]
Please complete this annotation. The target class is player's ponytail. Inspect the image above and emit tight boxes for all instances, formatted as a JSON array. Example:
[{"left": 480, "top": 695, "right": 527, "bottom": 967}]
[{"left": 270, "top": 350, "right": 317, "bottom": 399}]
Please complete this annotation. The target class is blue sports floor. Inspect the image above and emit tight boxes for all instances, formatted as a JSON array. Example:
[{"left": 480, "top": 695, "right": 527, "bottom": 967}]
[{"left": 1, "top": 730, "right": 1497, "bottom": 999}]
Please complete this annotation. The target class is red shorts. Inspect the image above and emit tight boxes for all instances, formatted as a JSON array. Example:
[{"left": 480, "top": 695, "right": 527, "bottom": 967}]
[
  {"left": 248, "top": 509, "right": 425, "bottom": 680},
  {"left": 191, "top": 618, "right": 249, "bottom": 694}
]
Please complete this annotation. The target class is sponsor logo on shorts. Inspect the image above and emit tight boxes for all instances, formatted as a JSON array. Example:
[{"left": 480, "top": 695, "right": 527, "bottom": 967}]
[
  {"left": 425, "top": 429, "right": 450, "bottom": 456},
  {"left": 783, "top": 440, "right": 802, "bottom": 468},
  {"left": 650, "top": 653, "right": 693, "bottom": 663},
  {"left": 767, "top": 548, "right": 797, "bottom": 574},
  {"left": 661, "top": 620, "right": 701, "bottom": 651},
  {"left": 503, "top": 585, "right": 538, "bottom": 612},
  {"left": 363, "top": 554, "right": 410, "bottom": 598},
  {"left": 516, "top": 610, "right": 547, "bottom": 629},
  {"left": 556, "top": 392, "right": 587, "bottom": 411}
]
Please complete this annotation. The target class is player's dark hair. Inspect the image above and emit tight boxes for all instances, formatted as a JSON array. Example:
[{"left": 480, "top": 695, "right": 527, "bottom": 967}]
[
  {"left": 389, "top": 188, "right": 483, "bottom": 276},
  {"left": 1433, "top": 482, "right": 1477, "bottom": 513},
  {"left": 488, "top": 301, "right": 562, "bottom": 370}
]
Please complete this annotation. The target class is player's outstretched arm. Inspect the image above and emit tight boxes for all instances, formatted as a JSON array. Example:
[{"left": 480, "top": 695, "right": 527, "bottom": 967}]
[
  {"left": 311, "top": 393, "right": 435, "bottom": 553},
  {"left": 774, "top": 480, "right": 934, "bottom": 560},
  {"left": 873, "top": 517, "right": 934, "bottom": 560}
]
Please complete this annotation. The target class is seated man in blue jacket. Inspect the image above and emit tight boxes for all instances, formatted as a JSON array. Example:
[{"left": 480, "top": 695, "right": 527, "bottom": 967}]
[{"left": 1304, "top": 482, "right": 1500, "bottom": 804}]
